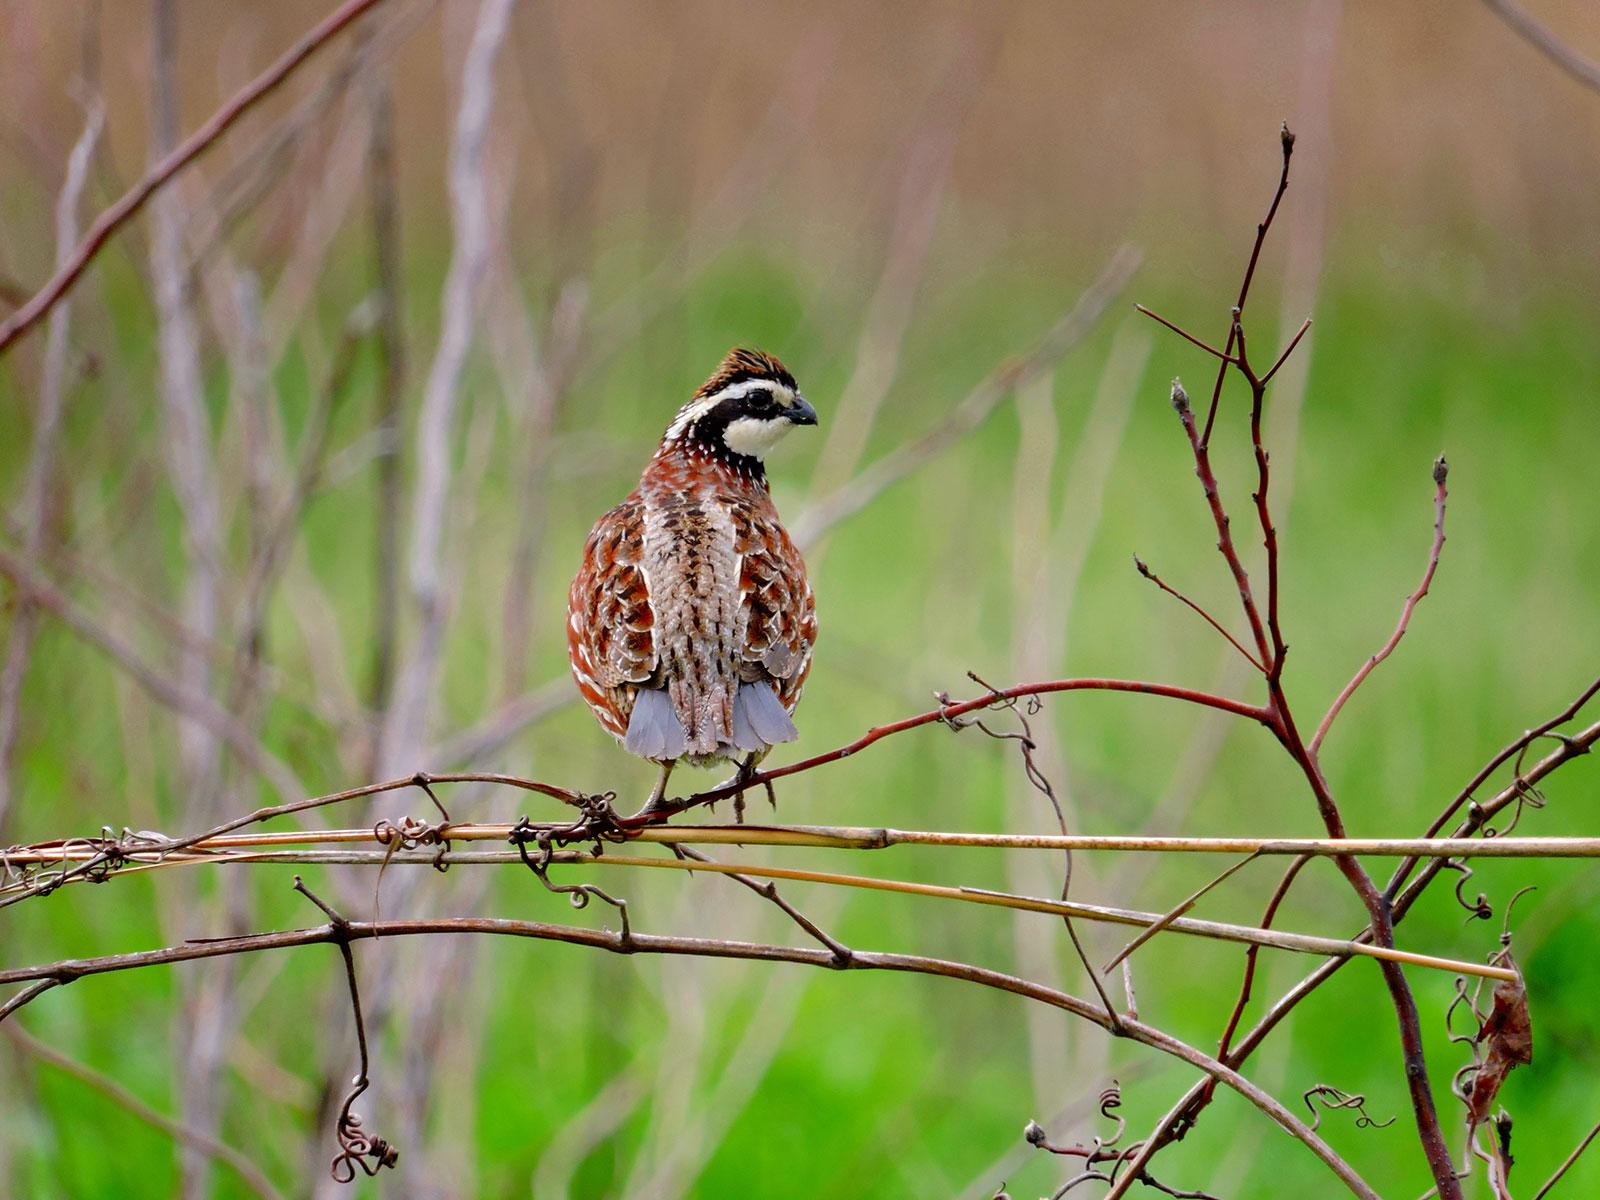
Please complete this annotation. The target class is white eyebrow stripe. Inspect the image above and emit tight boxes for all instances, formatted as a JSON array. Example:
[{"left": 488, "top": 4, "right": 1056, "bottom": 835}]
[{"left": 698, "top": 379, "right": 789, "bottom": 406}]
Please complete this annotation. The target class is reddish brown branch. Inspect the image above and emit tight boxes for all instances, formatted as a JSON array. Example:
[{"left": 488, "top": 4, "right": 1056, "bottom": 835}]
[
  {"left": 1387, "top": 672, "right": 1600, "bottom": 900},
  {"left": 1118, "top": 698, "right": 1600, "bottom": 1188},
  {"left": 1311, "top": 457, "right": 1449, "bottom": 757},
  {"left": 1197, "top": 123, "right": 1294, "bottom": 448},
  {"left": 0, "top": 672, "right": 1261, "bottom": 908},
  {"left": 668, "top": 676, "right": 1268, "bottom": 817},
  {"left": 1133, "top": 555, "right": 1266, "bottom": 673},
  {"left": 0, "top": 0, "right": 396, "bottom": 358},
  {"left": 1133, "top": 305, "right": 1238, "bottom": 364},
  {"left": 1143, "top": 126, "right": 1461, "bottom": 1198},
  {"left": 1261, "top": 318, "right": 1312, "bottom": 385},
  {"left": 1167, "top": 380, "right": 1273, "bottom": 668}
]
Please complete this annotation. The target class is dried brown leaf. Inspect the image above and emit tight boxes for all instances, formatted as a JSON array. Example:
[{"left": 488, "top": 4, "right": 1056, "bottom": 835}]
[{"left": 1468, "top": 959, "right": 1534, "bottom": 1126}]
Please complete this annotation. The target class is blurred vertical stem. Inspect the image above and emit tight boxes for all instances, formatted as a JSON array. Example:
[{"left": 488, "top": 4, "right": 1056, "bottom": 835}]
[
  {"left": 148, "top": 4, "right": 231, "bottom": 1198},
  {"left": 0, "top": 49, "right": 103, "bottom": 834},
  {"left": 364, "top": 63, "right": 405, "bottom": 768}
]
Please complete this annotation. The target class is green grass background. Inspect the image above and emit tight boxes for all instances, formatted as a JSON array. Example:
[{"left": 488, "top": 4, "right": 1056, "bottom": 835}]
[{"left": 2, "top": 212, "right": 1598, "bottom": 1200}]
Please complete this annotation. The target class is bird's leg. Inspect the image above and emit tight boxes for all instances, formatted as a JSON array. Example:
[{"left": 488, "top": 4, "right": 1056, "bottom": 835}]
[
  {"left": 723, "top": 753, "right": 762, "bottom": 825},
  {"left": 630, "top": 761, "right": 675, "bottom": 821}
]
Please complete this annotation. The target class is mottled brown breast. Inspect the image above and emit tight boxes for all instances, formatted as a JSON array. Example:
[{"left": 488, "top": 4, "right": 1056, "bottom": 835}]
[{"left": 567, "top": 445, "right": 816, "bottom": 759}]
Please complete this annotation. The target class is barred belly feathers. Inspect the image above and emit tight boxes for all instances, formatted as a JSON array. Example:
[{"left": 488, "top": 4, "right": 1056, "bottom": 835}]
[{"left": 567, "top": 349, "right": 819, "bottom": 813}]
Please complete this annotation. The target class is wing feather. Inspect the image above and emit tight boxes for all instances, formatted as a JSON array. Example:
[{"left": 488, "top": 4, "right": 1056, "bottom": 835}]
[
  {"left": 730, "top": 497, "right": 816, "bottom": 713},
  {"left": 568, "top": 496, "right": 656, "bottom": 737}
]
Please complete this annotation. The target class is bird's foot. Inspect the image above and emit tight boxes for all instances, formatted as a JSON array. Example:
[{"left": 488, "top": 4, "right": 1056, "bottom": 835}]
[{"left": 714, "top": 757, "right": 768, "bottom": 825}]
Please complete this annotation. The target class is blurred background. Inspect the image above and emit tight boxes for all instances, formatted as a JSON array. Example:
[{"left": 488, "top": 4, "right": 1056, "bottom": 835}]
[{"left": 2, "top": 1, "right": 1599, "bottom": 1197}]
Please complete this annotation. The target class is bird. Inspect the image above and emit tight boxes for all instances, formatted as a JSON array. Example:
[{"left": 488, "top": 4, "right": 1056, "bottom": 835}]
[{"left": 567, "top": 347, "right": 819, "bottom": 818}]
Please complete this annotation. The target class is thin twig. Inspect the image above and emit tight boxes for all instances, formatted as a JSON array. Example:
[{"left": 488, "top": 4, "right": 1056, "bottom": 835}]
[
  {"left": 1134, "top": 304, "right": 1238, "bottom": 363},
  {"left": 1260, "top": 318, "right": 1312, "bottom": 384},
  {"left": 1197, "top": 123, "right": 1294, "bottom": 448},
  {"left": 1133, "top": 556, "right": 1266, "bottom": 673},
  {"left": 1102, "top": 852, "right": 1260, "bottom": 972},
  {"left": 3, "top": 1024, "right": 287, "bottom": 1200},
  {"left": 292, "top": 877, "right": 397, "bottom": 1181},
  {"left": 1311, "top": 457, "right": 1449, "bottom": 756},
  {"left": 0, "top": 0, "right": 397, "bottom": 357},
  {"left": 1533, "top": 1116, "right": 1600, "bottom": 1200},
  {"left": 1480, "top": 0, "right": 1600, "bottom": 94},
  {"left": 790, "top": 245, "right": 1141, "bottom": 547},
  {"left": 669, "top": 843, "right": 852, "bottom": 964}
]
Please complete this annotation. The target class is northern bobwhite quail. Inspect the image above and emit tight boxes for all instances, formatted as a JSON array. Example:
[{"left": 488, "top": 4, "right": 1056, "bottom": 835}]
[{"left": 568, "top": 348, "right": 818, "bottom": 815}]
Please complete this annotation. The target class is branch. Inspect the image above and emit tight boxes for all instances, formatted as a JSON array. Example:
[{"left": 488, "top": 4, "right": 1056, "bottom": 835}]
[
  {"left": 667, "top": 842, "right": 852, "bottom": 964},
  {"left": 1388, "top": 672, "right": 1600, "bottom": 898},
  {"left": 1166, "top": 380, "right": 1273, "bottom": 668},
  {"left": 674, "top": 675, "right": 1267, "bottom": 816},
  {"left": 0, "top": 915, "right": 1378, "bottom": 1198},
  {"left": 1133, "top": 555, "right": 1266, "bottom": 673},
  {"left": 0, "top": 85, "right": 103, "bottom": 830},
  {"left": 1534, "top": 1116, "right": 1600, "bottom": 1200},
  {"left": 1311, "top": 457, "right": 1449, "bottom": 756},
  {"left": 18, "top": 841, "right": 1508, "bottom": 981},
  {"left": 1480, "top": 0, "right": 1600, "bottom": 95},
  {"left": 1116, "top": 702, "right": 1600, "bottom": 1187},
  {"left": 3, "top": 1023, "right": 287, "bottom": 1200},
  {"left": 790, "top": 245, "right": 1141, "bottom": 547},
  {"left": 0, "top": 0, "right": 397, "bottom": 358},
  {"left": 1198, "top": 123, "right": 1294, "bottom": 447},
  {"left": 1146, "top": 125, "right": 1460, "bottom": 1197}
]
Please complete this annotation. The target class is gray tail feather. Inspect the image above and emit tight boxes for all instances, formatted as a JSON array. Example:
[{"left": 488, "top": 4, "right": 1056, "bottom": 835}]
[
  {"left": 625, "top": 688, "right": 690, "bottom": 760},
  {"left": 733, "top": 680, "right": 798, "bottom": 750}
]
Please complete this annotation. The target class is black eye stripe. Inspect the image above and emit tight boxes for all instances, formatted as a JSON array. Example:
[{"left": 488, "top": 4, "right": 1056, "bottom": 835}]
[{"left": 710, "top": 388, "right": 785, "bottom": 419}]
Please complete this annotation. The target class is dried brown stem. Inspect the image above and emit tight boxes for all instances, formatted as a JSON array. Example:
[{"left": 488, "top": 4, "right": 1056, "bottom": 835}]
[
  {"left": 0, "top": 915, "right": 1377, "bottom": 1197},
  {"left": 3, "top": 839, "right": 1511, "bottom": 981},
  {"left": 668, "top": 843, "right": 852, "bottom": 964}
]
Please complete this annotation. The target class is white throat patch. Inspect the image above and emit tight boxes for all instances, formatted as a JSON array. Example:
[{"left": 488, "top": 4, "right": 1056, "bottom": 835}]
[
  {"left": 663, "top": 379, "right": 798, "bottom": 445},
  {"left": 721, "top": 415, "right": 794, "bottom": 460}
]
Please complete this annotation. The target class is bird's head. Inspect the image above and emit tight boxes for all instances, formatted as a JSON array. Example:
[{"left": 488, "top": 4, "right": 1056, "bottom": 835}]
[{"left": 662, "top": 348, "right": 818, "bottom": 466}]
